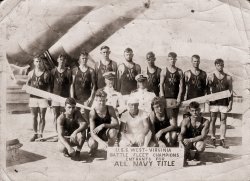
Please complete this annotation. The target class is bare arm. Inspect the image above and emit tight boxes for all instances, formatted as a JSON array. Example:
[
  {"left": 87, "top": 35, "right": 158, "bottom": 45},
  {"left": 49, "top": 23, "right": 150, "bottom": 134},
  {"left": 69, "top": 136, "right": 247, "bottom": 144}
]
[
  {"left": 117, "top": 64, "right": 124, "bottom": 92},
  {"left": 177, "top": 69, "right": 184, "bottom": 103},
  {"left": 135, "top": 64, "right": 141, "bottom": 74},
  {"left": 159, "top": 68, "right": 166, "bottom": 97},
  {"left": 89, "top": 110, "right": 106, "bottom": 144},
  {"left": 57, "top": 116, "right": 72, "bottom": 150},
  {"left": 160, "top": 118, "right": 178, "bottom": 134},
  {"left": 73, "top": 111, "right": 88, "bottom": 134},
  {"left": 178, "top": 119, "right": 188, "bottom": 142},
  {"left": 103, "top": 106, "right": 119, "bottom": 129},
  {"left": 89, "top": 68, "right": 96, "bottom": 99},
  {"left": 183, "top": 71, "right": 189, "bottom": 101},
  {"left": 227, "top": 75, "right": 233, "bottom": 111},
  {"left": 70, "top": 75, "right": 75, "bottom": 98},
  {"left": 143, "top": 117, "right": 151, "bottom": 146}
]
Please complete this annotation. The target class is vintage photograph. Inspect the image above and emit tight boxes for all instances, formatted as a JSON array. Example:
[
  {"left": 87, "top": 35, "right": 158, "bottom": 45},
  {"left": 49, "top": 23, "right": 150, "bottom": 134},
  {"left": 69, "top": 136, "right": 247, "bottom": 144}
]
[{"left": 1, "top": 0, "right": 250, "bottom": 180}]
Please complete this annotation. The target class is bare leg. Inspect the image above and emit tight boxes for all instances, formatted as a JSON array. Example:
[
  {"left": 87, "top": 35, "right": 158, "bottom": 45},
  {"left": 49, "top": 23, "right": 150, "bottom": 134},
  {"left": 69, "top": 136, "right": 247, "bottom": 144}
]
[
  {"left": 30, "top": 107, "right": 39, "bottom": 133},
  {"left": 220, "top": 113, "right": 227, "bottom": 140},
  {"left": 210, "top": 112, "right": 218, "bottom": 139},
  {"left": 107, "top": 129, "right": 118, "bottom": 146},
  {"left": 39, "top": 108, "right": 47, "bottom": 134},
  {"left": 52, "top": 106, "right": 61, "bottom": 132}
]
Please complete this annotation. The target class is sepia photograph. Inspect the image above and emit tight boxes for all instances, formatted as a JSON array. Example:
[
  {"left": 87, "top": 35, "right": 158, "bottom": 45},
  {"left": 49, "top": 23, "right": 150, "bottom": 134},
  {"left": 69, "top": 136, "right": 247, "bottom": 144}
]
[{"left": 0, "top": 0, "right": 250, "bottom": 180}]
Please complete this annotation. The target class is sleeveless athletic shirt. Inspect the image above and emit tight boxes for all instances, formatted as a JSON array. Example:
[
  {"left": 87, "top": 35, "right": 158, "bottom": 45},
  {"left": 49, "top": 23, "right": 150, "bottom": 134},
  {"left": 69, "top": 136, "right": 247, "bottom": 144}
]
[
  {"left": 51, "top": 68, "right": 72, "bottom": 98},
  {"left": 120, "top": 63, "right": 139, "bottom": 95},
  {"left": 94, "top": 106, "right": 112, "bottom": 127},
  {"left": 61, "top": 111, "right": 80, "bottom": 136},
  {"left": 185, "top": 117, "right": 205, "bottom": 139},
  {"left": 147, "top": 67, "right": 161, "bottom": 96},
  {"left": 186, "top": 70, "right": 207, "bottom": 100},
  {"left": 163, "top": 68, "right": 181, "bottom": 99},
  {"left": 210, "top": 73, "right": 230, "bottom": 106},
  {"left": 73, "top": 67, "right": 92, "bottom": 103},
  {"left": 153, "top": 110, "right": 170, "bottom": 133},
  {"left": 96, "top": 60, "right": 115, "bottom": 89},
  {"left": 28, "top": 70, "right": 50, "bottom": 99}
]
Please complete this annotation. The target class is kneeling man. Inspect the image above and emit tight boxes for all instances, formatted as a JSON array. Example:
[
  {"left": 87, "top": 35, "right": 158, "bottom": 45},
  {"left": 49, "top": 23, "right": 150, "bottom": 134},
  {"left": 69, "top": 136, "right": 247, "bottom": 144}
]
[
  {"left": 88, "top": 90, "right": 119, "bottom": 154},
  {"left": 150, "top": 97, "right": 178, "bottom": 147},
  {"left": 119, "top": 97, "right": 151, "bottom": 147},
  {"left": 57, "top": 98, "right": 88, "bottom": 161},
  {"left": 178, "top": 101, "right": 210, "bottom": 162}
]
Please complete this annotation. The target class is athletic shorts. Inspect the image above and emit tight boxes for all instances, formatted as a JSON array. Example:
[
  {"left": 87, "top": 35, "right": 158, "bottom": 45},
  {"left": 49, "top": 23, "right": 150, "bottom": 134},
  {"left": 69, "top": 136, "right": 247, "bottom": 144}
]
[
  {"left": 29, "top": 98, "right": 48, "bottom": 108},
  {"left": 52, "top": 101, "right": 65, "bottom": 107},
  {"left": 209, "top": 105, "right": 228, "bottom": 113}
]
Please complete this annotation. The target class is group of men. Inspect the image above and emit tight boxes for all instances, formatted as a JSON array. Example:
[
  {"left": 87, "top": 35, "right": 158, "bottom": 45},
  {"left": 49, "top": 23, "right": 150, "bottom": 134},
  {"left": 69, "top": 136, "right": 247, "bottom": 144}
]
[{"left": 26, "top": 46, "right": 233, "bottom": 162}]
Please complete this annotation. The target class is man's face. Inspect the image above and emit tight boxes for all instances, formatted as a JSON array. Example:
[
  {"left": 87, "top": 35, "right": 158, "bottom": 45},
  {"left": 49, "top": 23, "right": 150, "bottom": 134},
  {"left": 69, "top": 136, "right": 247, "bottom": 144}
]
[
  {"left": 57, "top": 56, "right": 66, "bottom": 67},
  {"left": 33, "top": 58, "right": 43, "bottom": 69},
  {"left": 215, "top": 63, "right": 224, "bottom": 72},
  {"left": 79, "top": 54, "right": 88, "bottom": 66},
  {"left": 124, "top": 51, "right": 133, "bottom": 62},
  {"left": 137, "top": 80, "right": 147, "bottom": 89},
  {"left": 128, "top": 103, "right": 139, "bottom": 115},
  {"left": 95, "top": 96, "right": 107, "bottom": 107},
  {"left": 168, "top": 56, "right": 176, "bottom": 66},
  {"left": 189, "top": 107, "right": 200, "bottom": 118},
  {"left": 105, "top": 78, "right": 114, "bottom": 88},
  {"left": 153, "top": 103, "right": 165, "bottom": 115},
  {"left": 191, "top": 57, "right": 200, "bottom": 69},
  {"left": 146, "top": 54, "right": 155, "bottom": 66},
  {"left": 65, "top": 104, "right": 75, "bottom": 115},
  {"left": 100, "top": 48, "right": 110, "bottom": 60}
]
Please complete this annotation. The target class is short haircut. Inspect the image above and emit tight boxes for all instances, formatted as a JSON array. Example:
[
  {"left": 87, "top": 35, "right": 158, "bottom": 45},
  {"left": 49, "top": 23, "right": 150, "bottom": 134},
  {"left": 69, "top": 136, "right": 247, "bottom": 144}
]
[
  {"left": 189, "top": 101, "right": 200, "bottom": 109},
  {"left": 33, "top": 55, "right": 42, "bottom": 61},
  {"left": 214, "top": 58, "right": 224, "bottom": 65},
  {"left": 80, "top": 50, "right": 89, "bottom": 57},
  {"left": 168, "top": 52, "right": 177, "bottom": 59},
  {"left": 95, "top": 89, "right": 107, "bottom": 98},
  {"left": 146, "top": 51, "right": 155, "bottom": 59},
  {"left": 58, "top": 54, "right": 67, "bottom": 59},
  {"left": 65, "top": 97, "right": 76, "bottom": 106},
  {"left": 124, "top": 48, "right": 133, "bottom": 53},
  {"left": 192, "top": 54, "right": 200, "bottom": 60},
  {"left": 100, "top": 45, "right": 110, "bottom": 51},
  {"left": 151, "top": 97, "right": 165, "bottom": 110}
]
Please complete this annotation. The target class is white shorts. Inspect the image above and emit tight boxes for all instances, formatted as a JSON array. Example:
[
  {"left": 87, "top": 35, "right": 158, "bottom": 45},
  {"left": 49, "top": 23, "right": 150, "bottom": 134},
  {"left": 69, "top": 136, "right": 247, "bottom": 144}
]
[
  {"left": 209, "top": 105, "right": 228, "bottom": 113},
  {"left": 29, "top": 98, "right": 48, "bottom": 108},
  {"left": 52, "top": 101, "right": 65, "bottom": 107}
]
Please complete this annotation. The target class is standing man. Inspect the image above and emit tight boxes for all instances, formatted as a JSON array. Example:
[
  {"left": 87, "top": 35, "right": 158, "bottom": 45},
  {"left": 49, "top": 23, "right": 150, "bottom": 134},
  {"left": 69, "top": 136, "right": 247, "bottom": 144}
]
[
  {"left": 27, "top": 56, "right": 51, "bottom": 141},
  {"left": 130, "top": 74, "right": 156, "bottom": 113},
  {"left": 51, "top": 54, "right": 72, "bottom": 131},
  {"left": 95, "top": 46, "right": 118, "bottom": 90},
  {"left": 146, "top": 51, "right": 161, "bottom": 96},
  {"left": 149, "top": 97, "right": 178, "bottom": 147},
  {"left": 119, "top": 97, "right": 151, "bottom": 147},
  {"left": 57, "top": 98, "right": 88, "bottom": 161},
  {"left": 208, "top": 59, "right": 233, "bottom": 148},
  {"left": 183, "top": 55, "right": 207, "bottom": 101},
  {"left": 178, "top": 101, "right": 210, "bottom": 163},
  {"left": 71, "top": 51, "right": 96, "bottom": 118},
  {"left": 160, "top": 52, "right": 184, "bottom": 124},
  {"left": 88, "top": 90, "right": 119, "bottom": 155},
  {"left": 117, "top": 48, "right": 141, "bottom": 95}
]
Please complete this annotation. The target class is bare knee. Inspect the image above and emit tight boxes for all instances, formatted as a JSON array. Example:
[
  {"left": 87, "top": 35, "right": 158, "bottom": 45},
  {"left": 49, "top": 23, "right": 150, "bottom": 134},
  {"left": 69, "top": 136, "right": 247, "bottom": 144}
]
[
  {"left": 108, "top": 129, "right": 117, "bottom": 139},
  {"left": 195, "top": 141, "right": 205, "bottom": 152},
  {"left": 77, "top": 132, "right": 86, "bottom": 142},
  {"left": 88, "top": 137, "right": 98, "bottom": 150}
]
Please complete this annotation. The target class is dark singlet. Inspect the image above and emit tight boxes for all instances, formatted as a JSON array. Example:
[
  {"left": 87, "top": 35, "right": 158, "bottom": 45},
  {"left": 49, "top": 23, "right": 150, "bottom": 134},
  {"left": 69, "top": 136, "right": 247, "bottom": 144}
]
[
  {"left": 185, "top": 117, "right": 205, "bottom": 139},
  {"left": 147, "top": 67, "right": 161, "bottom": 96},
  {"left": 61, "top": 111, "right": 81, "bottom": 136},
  {"left": 186, "top": 70, "right": 207, "bottom": 100},
  {"left": 73, "top": 67, "right": 93, "bottom": 104},
  {"left": 163, "top": 68, "right": 181, "bottom": 99},
  {"left": 120, "top": 63, "right": 139, "bottom": 95},
  {"left": 209, "top": 73, "right": 229, "bottom": 106},
  {"left": 28, "top": 70, "right": 50, "bottom": 99},
  {"left": 94, "top": 106, "right": 112, "bottom": 127},
  {"left": 96, "top": 60, "right": 115, "bottom": 89},
  {"left": 153, "top": 110, "right": 170, "bottom": 134},
  {"left": 51, "top": 68, "right": 72, "bottom": 98}
]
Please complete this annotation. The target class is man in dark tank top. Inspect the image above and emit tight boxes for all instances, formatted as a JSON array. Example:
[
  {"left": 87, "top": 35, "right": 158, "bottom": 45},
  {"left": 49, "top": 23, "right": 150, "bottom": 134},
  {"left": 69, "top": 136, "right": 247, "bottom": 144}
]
[
  {"left": 95, "top": 46, "right": 118, "bottom": 90},
  {"left": 117, "top": 48, "right": 141, "bottom": 95},
  {"left": 51, "top": 54, "right": 72, "bottom": 132},
  {"left": 145, "top": 51, "right": 161, "bottom": 96},
  {"left": 88, "top": 89, "right": 119, "bottom": 155},
  {"left": 57, "top": 98, "right": 88, "bottom": 161},
  {"left": 207, "top": 59, "right": 233, "bottom": 148},
  {"left": 71, "top": 51, "right": 96, "bottom": 119},
  {"left": 149, "top": 97, "right": 178, "bottom": 147},
  {"left": 159, "top": 52, "right": 184, "bottom": 126},
  {"left": 178, "top": 102, "right": 210, "bottom": 165}
]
